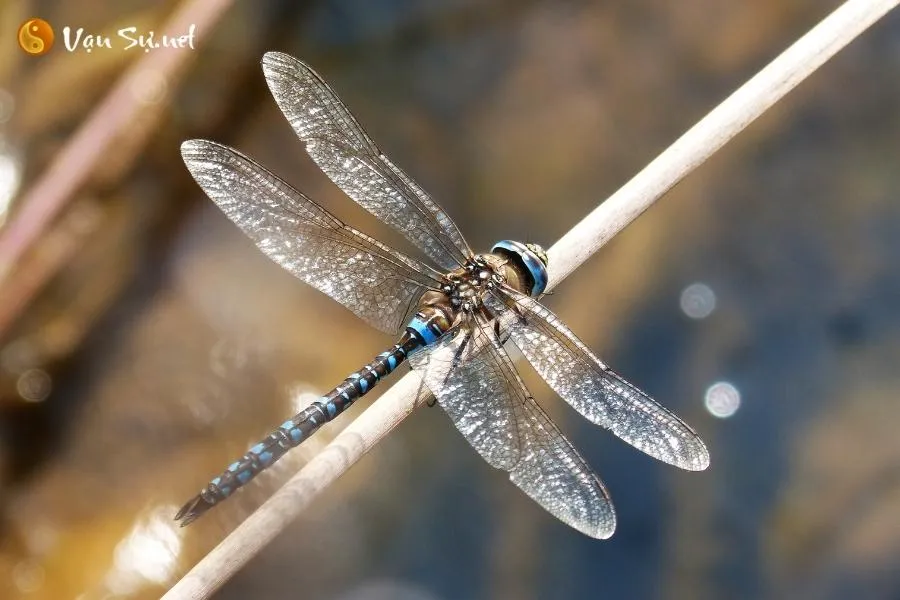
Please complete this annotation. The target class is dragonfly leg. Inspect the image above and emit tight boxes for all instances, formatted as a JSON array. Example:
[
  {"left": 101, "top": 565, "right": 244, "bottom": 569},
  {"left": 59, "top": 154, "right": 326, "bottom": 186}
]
[
  {"left": 493, "top": 319, "right": 513, "bottom": 345},
  {"left": 418, "top": 376, "right": 438, "bottom": 408},
  {"left": 443, "top": 329, "right": 473, "bottom": 387}
]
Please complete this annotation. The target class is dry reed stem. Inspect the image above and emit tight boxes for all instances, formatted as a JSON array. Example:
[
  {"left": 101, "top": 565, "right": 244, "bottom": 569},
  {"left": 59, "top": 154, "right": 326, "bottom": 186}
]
[
  {"left": 0, "top": 0, "right": 234, "bottom": 288},
  {"left": 164, "top": 0, "right": 899, "bottom": 598}
]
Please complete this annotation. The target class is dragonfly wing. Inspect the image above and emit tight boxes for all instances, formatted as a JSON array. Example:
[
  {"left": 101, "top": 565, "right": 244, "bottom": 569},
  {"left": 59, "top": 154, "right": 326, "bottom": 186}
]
[
  {"left": 511, "top": 385, "right": 616, "bottom": 539},
  {"left": 408, "top": 324, "right": 523, "bottom": 470},
  {"left": 490, "top": 289, "right": 710, "bottom": 471},
  {"left": 181, "top": 139, "right": 441, "bottom": 335},
  {"left": 410, "top": 317, "right": 616, "bottom": 539},
  {"left": 262, "top": 52, "right": 472, "bottom": 270}
]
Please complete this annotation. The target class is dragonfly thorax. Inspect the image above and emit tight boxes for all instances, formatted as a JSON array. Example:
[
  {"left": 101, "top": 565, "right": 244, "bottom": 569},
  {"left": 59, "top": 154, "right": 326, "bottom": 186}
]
[
  {"left": 438, "top": 255, "right": 502, "bottom": 314},
  {"left": 436, "top": 241, "right": 548, "bottom": 316},
  {"left": 405, "top": 255, "right": 507, "bottom": 348},
  {"left": 419, "top": 240, "right": 548, "bottom": 327}
]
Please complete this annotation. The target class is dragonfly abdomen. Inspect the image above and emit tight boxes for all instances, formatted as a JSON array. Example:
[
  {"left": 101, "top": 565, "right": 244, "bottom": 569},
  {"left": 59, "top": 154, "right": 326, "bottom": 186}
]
[{"left": 175, "top": 331, "right": 423, "bottom": 525}]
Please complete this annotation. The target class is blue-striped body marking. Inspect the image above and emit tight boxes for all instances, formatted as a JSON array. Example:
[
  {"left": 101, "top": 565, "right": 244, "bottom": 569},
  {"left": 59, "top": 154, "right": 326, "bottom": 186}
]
[
  {"left": 349, "top": 372, "right": 369, "bottom": 393},
  {"left": 249, "top": 442, "right": 274, "bottom": 466},
  {"left": 281, "top": 419, "right": 303, "bottom": 444},
  {"left": 224, "top": 460, "right": 253, "bottom": 486},
  {"left": 210, "top": 476, "right": 230, "bottom": 498},
  {"left": 378, "top": 350, "right": 400, "bottom": 371},
  {"left": 363, "top": 364, "right": 380, "bottom": 383},
  {"left": 408, "top": 314, "right": 443, "bottom": 346}
]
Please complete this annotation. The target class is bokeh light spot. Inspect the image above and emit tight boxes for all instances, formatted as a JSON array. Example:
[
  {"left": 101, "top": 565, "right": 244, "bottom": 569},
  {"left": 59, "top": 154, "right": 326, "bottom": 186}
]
[
  {"left": 680, "top": 282, "right": 717, "bottom": 319},
  {"left": 704, "top": 381, "right": 741, "bottom": 418}
]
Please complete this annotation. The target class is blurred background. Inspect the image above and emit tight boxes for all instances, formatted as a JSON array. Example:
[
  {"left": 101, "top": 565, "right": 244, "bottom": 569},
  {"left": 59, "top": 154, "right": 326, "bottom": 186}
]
[{"left": 1, "top": 0, "right": 899, "bottom": 598}]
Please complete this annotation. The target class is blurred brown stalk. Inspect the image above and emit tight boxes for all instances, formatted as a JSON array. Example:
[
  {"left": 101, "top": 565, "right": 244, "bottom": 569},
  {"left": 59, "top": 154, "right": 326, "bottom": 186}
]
[{"left": 0, "top": 0, "right": 234, "bottom": 340}]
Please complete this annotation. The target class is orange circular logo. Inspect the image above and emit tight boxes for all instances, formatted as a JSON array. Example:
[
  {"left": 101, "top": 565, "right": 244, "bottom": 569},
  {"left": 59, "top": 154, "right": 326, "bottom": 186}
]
[{"left": 18, "top": 18, "right": 54, "bottom": 56}]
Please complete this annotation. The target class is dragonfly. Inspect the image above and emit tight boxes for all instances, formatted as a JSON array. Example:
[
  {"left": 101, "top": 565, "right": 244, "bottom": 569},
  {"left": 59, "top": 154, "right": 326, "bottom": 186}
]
[{"left": 176, "top": 52, "right": 709, "bottom": 539}]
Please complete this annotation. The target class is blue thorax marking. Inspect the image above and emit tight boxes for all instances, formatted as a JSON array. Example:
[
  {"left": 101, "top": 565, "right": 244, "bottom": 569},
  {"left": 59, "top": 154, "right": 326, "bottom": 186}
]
[{"left": 409, "top": 315, "right": 440, "bottom": 345}]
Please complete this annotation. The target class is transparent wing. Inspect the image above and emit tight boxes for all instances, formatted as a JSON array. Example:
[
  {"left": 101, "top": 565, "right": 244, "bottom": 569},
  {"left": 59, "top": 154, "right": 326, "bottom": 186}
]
[
  {"left": 262, "top": 52, "right": 472, "bottom": 270},
  {"left": 489, "top": 289, "right": 710, "bottom": 471},
  {"left": 410, "top": 317, "right": 616, "bottom": 539},
  {"left": 408, "top": 324, "right": 523, "bottom": 470},
  {"left": 181, "top": 139, "right": 442, "bottom": 335},
  {"left": 511, "top": 384, "right": 616, "bottom": 539}
]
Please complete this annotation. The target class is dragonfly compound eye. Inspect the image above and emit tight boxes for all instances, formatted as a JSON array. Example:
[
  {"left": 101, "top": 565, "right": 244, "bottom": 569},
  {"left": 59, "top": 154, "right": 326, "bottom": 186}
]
[{"left": 490, "top": 240, "right": 548, "bottom": 297}]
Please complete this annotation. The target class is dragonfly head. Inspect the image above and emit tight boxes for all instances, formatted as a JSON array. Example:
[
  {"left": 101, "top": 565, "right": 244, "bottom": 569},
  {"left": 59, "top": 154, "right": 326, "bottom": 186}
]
[{"left": 491, "top": 240, "right": 548, "bottom": 297}]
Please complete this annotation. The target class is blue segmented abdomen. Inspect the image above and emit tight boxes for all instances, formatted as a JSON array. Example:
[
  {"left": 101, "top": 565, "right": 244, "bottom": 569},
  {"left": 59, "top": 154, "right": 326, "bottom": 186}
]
[{"left": 175, "top": 329, "right": 424, "bottom": 525}]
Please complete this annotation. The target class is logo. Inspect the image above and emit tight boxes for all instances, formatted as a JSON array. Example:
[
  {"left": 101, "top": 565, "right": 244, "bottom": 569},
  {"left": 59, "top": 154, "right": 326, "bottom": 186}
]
[{"left": 18, "top": 18, "right": 54, "bottom": 55}]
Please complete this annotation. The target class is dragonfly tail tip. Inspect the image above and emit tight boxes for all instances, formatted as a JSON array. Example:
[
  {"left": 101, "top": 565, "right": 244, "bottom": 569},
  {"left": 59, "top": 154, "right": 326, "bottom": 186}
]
[{"left": 174, "top": 494, "right": 213, "bottom": 526}]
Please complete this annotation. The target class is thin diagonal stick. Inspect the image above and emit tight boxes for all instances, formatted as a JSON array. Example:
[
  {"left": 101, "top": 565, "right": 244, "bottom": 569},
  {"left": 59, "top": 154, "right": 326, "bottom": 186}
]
[
  {"left": 163, "top": 0, "right": 898, "bottom": 598},
  {"left": 0, "top": 0, "right": 234, "bottom": 287}
]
